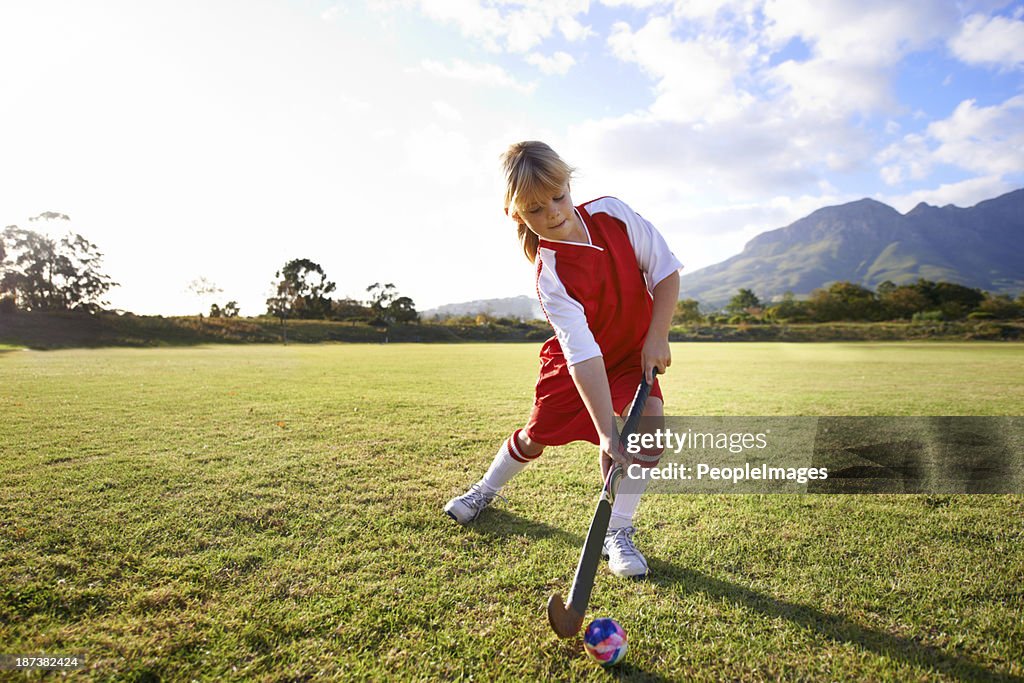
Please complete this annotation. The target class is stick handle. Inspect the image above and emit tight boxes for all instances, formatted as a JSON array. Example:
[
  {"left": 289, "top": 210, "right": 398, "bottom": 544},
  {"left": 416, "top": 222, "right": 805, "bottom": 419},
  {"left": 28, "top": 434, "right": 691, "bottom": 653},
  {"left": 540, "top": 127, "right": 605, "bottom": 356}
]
[
  {"left": 568, "top": 370, "right": 660, "bottom": 611},
  {"left": 619, "top": 368, "right": 657, "bottom": 451},
  {"left": 603, "top": 369, "right": 658, "bottom": 496}
]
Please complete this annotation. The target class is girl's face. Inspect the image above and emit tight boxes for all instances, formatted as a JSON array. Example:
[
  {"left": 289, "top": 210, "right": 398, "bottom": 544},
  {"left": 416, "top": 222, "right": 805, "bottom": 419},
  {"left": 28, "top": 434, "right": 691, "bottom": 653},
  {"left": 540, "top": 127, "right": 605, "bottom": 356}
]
[{"left": 514, "top": 183, "right": 583, "bottom": 242}]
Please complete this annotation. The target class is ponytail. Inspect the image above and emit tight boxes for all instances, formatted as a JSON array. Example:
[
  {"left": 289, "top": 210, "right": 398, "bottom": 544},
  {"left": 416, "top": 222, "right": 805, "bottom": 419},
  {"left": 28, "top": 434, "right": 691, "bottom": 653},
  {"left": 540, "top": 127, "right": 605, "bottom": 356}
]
[{"left": 518, "top": 223, "right": 540, "bottom": 263}]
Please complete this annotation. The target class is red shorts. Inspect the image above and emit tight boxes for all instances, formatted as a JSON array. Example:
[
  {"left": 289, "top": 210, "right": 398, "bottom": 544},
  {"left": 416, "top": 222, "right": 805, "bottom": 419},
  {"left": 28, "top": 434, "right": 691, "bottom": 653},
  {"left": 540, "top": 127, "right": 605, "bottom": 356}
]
[{"left": 523, "top": 365, "right": 663, "bottom": 447}]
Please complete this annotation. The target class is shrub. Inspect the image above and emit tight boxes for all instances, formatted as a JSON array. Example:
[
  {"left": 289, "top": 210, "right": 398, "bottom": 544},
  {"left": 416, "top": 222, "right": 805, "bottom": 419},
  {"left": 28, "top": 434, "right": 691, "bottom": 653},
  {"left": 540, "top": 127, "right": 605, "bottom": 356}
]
[{"left": 912, "top": 310, "right": 945, "bottom": 323}]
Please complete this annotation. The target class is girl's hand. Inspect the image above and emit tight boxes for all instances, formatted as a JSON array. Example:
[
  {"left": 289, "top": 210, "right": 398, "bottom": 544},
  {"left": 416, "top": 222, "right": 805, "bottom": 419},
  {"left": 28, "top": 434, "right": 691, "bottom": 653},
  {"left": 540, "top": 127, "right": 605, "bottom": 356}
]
[
  {"left": 641, "top": 335, "right": 671, "bottom": 384},
  {"left": 600, "top": 430, "right": 630, "bottom": 468}
]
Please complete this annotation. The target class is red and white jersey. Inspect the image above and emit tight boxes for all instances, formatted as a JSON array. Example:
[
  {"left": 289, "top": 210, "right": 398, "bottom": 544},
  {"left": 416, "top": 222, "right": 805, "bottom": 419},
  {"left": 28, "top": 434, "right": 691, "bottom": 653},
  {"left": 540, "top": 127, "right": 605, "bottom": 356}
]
[
  {"left": 528, "top": 196, "right": 682, "bottom": 419},
  {"left": 535, "top": 196, "right": 682, "bottom": 368}
]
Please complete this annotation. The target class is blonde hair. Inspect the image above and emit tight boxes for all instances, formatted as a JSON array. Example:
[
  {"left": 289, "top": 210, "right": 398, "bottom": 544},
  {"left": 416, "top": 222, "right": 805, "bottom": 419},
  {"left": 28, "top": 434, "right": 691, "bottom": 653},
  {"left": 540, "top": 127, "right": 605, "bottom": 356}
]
[{"left": 501, "top": 141, "right": 575, "bottom": 263}]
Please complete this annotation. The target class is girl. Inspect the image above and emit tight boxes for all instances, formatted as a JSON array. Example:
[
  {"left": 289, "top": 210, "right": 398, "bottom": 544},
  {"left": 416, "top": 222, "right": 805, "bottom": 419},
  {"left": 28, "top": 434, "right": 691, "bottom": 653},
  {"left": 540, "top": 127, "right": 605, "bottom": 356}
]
[{"left": 444, "top": 141, "right": 682, "bottom": 579}]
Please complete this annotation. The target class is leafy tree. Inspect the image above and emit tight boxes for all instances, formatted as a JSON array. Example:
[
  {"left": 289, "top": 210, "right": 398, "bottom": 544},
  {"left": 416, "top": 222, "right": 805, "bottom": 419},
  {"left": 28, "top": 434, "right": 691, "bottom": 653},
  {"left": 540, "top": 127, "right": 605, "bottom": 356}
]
[
  {"left": 330, "top": 297, "right": 371, "bottom": 321},
  {"left": 266, "top": 278, "right": 297, "bottom": 343},
  {"left": 808, "top": 282, "right": 880, "bottom": 321},
  {"left": 879, "top": 284, "right": 931, "bottom": 320},
  {"left": 268, "top": 258, "right": 336, "bottom": 319},
  {"left": 725, "top": 288, "right": 761, "bottom": 317},
  {"left": 388, "top": 295, "right": 418, "bottom": 323},
  {"left": 365, "top": 282, "right": 418, "bottom": 341},
  {"left": 764, "top": 292, "right": 810, "bottom": 323},
  {"left": 366, "top": 282, "right": 399, "bottom": 318},
  {"left": 976, "top": 293, "right": 1021, "bottom": 320},
  {"left": 908, "top": 279, "right": 985, "bottom": 319},
  {"left": 365, "top": 284, "right": 418, "bottom": 324},
  {"left": 0, "top": 232, "right": 9, "bottom": 313},
  {"left": 876, "top": 280, "right": 898, "bottom": 297},
  {"left": 673, "top": 298, "right": 703, "bottom": 325},
  {"left": 932, "top": 281, "right": 985, "bottom": 319},
  {"left": 209, "top": 301, "right": 240, "bottom": 318},
  {"left": 0, "top": 216, "right": 118, "bottom": 313}
]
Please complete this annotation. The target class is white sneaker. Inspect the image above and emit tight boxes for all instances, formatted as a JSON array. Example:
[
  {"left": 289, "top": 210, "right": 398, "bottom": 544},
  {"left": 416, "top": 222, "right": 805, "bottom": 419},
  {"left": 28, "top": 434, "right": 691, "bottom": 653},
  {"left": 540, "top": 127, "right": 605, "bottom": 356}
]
[
  {"left": 444, "top": 483, "right": 502, "bottom": 524},
  {"left": 602, "top": 526, "right": 649, "bottom": 578}
]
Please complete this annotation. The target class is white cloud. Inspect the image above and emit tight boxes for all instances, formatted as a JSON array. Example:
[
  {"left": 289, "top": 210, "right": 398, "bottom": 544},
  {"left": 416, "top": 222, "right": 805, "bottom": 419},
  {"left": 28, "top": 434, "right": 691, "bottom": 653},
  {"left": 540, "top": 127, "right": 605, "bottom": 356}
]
[
  {"left": 598, "top": 0, "right": 665, "bottom": 9},
  {"left": 414, "top": 58, "right": 536, "bottom": 93},
  {"left": 929, "top": 96, "right": 1024, "bottom": 174},
  {"left": 763, "top": 0, "right": 957, "bottom": 67},
  {"left": 585, "top": 4, "right": 899, "bottom": 203},
  {"left": 949, "top": 13, "right": 1024, "bottom": 69},
  {"left": 413, "top": 0, "right": 505, "bottom": 51},
  {"left": 608, "top": 16, "right": 754, "bottom": 122},
  {"left": 761, "top": 1, "right": 961, "bottom": 119},
  {"left": 408, "top": 0, "right": 591, "bottom": 54},
  {"left": 525, "top": 50, "right": 576, "bottom": 75},
  {"left": 557, "top": 15, "right": 594, "bottom": 42},
  {"left": 879, "top": 95, "right": 1024, "bottom": 182},
  {"left": 877, "top": 133, "right": 930, "bottom": 185},
  {"left": 768, "top": 58, "right": 894, "bottom": 117},
  {"left": 432, "top": 100, "right": 463, "bottom": 122},
  {"left": 503, "top": 6, "right": 558, "bottom": 52},
  {"left": 567, "top": 102, "right": 866, "bottom": 208},
  {"left": 882, "top": 175, "right": 1015, "bottom": 213}
]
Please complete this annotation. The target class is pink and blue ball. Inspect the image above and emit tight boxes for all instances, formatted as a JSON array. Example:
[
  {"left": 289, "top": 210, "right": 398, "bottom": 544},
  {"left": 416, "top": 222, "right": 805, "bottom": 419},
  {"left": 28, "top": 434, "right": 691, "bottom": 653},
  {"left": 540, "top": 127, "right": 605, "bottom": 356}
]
[{"left": 583, "top": 618, "right": 627, "bottom": 666}]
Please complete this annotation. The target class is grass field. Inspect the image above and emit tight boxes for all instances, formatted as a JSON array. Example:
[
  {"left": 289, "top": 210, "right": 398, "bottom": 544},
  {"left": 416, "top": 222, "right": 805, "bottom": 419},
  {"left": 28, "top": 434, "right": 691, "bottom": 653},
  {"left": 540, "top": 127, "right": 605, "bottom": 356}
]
[{"left": 1, "top": 342, "right": 1022, "bottom": 681}]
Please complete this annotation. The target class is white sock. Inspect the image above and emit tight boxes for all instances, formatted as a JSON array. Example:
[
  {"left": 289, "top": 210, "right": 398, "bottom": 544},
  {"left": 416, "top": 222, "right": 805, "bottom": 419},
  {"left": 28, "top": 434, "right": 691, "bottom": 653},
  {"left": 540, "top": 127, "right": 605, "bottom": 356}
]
[
  {"left": 478, "top": 430, "right": 537, "bottom": 493},
  {"left": 609, "top": 470, "right": 650, "bottom": 530}
]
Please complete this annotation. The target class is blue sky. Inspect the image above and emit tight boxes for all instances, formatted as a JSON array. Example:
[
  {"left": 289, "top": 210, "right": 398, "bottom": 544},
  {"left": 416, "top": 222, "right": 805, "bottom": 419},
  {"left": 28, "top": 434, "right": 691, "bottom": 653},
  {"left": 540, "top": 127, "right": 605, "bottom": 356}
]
[{"left": 1, "top": 0, "right": 1022, "bottom": 315}]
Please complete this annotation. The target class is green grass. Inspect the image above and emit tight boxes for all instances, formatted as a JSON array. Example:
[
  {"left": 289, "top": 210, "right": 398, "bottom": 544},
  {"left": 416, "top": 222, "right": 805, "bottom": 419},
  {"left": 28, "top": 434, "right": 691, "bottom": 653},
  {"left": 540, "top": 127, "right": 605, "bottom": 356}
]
[{"left": 1, "top": 343, "right": 1022, "bottom": 681}]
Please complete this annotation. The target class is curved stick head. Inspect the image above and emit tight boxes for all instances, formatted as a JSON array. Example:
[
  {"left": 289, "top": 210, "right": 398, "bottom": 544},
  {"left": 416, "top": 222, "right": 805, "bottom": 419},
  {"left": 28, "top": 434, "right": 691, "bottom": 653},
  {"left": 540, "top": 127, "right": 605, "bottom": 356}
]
[{"left": 547, "top": 592, "right": 584, "bottom": 638}]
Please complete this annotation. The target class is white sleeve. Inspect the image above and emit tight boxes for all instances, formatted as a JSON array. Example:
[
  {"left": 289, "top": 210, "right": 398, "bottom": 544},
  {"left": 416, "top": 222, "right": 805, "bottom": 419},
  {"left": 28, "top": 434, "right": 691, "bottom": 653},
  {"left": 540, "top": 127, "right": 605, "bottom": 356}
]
[
  {"left": 588, "top": 196, "right": 683, "bottom": 293},
  {"left": 536, "top": 247, "right": 602, "bottom": 367}
]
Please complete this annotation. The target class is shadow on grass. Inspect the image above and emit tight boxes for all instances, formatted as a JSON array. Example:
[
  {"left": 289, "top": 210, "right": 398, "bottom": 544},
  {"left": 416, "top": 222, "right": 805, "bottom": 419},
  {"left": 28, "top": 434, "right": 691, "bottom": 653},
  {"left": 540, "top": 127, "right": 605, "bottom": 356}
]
[
  {"left": 646, "top": 557, "right": 1022, "bottom": 683},
  {"left": 470, "top": 510, "right": 1021, "bottom": 683}
]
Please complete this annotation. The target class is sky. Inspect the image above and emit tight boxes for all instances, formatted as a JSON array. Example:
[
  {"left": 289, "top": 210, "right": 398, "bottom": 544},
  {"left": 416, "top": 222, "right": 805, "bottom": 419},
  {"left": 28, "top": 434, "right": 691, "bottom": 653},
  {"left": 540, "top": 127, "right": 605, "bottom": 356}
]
[{"left": 1, "top": 0, "right": 1022, "bottom": 316}]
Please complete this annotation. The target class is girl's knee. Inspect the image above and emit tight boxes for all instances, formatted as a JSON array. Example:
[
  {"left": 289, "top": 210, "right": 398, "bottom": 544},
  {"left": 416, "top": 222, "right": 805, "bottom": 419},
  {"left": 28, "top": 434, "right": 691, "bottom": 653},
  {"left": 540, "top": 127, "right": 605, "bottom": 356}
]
[
  {"left": 643, "top": 396, "right": 664, "bottom": 418},
  {"left": 516, "top": 430, "right": 546, "bottom": 458}
]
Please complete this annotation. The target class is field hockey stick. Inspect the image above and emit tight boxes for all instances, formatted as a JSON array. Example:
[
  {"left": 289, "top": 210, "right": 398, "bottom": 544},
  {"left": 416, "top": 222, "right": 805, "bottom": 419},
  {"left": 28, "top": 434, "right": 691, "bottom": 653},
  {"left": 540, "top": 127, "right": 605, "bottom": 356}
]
[{"left": 547, "top": 369, "right": 657, "bottom": 639}]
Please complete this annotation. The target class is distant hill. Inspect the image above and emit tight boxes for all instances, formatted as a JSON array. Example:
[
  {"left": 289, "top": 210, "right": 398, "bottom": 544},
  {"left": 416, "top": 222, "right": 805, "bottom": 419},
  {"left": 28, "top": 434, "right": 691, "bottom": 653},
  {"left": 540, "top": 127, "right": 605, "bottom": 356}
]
[
  {"left": 421, "top": 295, "right": 543, "bottom": 321},
  {"left": 680, "top": 188, "right": 1024, "bottom": 307}
]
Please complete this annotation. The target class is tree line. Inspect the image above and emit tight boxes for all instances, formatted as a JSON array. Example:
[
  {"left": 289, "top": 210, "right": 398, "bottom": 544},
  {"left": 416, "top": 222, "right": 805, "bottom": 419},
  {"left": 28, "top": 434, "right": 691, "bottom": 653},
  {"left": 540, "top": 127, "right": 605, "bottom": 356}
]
[
  {"left": 264, "top": 258, "right": 417, "bottom": 326},
  {"left": 0, "top": 218, "right": 418, "bottom": 324},
  {"left": 675, "top": 281, "right": 1024, "bottom": 325},
  {"left": 3, "top": 217, "right": 1020, "bottom": 327}
]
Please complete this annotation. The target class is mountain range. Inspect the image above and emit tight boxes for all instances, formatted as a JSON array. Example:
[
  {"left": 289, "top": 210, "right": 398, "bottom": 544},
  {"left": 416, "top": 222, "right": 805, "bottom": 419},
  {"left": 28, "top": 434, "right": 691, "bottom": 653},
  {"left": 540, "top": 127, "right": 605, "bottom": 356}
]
[
  {"left": 421, "top": 295, "right": 543, "bottom": 321},
  {"left": 680, "top": 188, "right": 1024, "bottom": 307},
  {"left": 426, "top": 188, "right": 1023, "bottom": 317}
]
